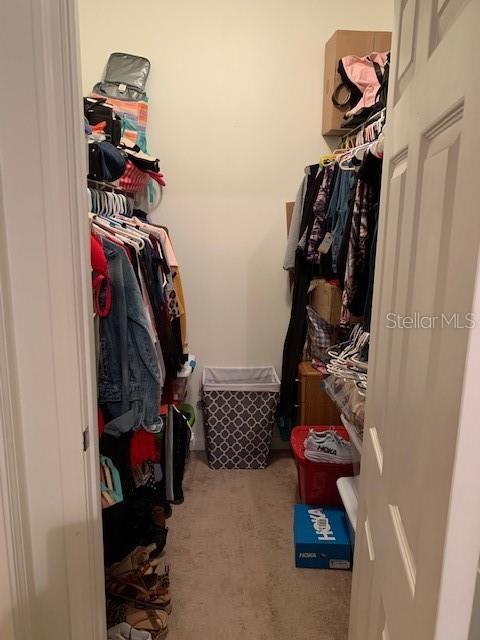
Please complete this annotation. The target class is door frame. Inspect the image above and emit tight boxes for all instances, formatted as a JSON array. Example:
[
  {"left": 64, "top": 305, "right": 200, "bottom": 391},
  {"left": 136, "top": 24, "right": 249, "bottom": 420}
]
[
  {"left": 0, "top": 1, "right": 479, "bottom": 639},
  {"left": 0, "top": 1, "right": 104, "bottom": 639},
  {"left": 435, "top": 253, "right": 480, "bottom": 640}
]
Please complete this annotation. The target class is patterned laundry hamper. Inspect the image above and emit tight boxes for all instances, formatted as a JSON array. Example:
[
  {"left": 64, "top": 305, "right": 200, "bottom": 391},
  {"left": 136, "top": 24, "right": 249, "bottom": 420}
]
[{"left": 203, "top": 367, "right": 280, "bottom": 469}]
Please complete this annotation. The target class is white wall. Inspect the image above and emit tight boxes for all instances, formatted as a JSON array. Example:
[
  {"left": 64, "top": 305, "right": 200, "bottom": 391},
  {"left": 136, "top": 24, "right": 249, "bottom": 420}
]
[{"left": 78, "top": 0, "right": 393, "bottom": 448}]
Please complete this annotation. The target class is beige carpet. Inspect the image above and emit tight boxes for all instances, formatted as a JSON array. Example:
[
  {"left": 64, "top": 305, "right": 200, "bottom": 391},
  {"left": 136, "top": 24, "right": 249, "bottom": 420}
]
[{"left": 167, "top": 452, "right": 351, "bottom": 640}]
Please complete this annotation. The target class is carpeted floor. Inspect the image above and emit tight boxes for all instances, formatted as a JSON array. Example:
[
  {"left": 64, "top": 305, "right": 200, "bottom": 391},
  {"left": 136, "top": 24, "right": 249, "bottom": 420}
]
[{"left": 167, "top": 451, "right": 351, "bottom": 639}]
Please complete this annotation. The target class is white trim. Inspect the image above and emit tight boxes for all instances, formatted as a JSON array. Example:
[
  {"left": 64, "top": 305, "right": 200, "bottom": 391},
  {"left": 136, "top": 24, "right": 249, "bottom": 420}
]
[
  {"left": 0, "top": 1, "right": 105, "bottom": 638},
  {"left": 55, "top": 1, "right": 107, "bottom": 635},
  {"left": 0, "top": 164, "right": 34, "bottom": 640},
  {"left": 435, "top": 254, "right": 480, "bottom": 640}
]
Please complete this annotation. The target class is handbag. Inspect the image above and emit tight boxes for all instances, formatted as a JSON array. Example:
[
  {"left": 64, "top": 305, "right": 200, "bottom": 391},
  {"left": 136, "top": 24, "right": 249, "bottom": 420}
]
[
  {"left": 84, "top": 97, "right": 122, "bottom": 146},
  {"left": 306, "top": 305, "right": 334, "bottom": 360},
  {"left": 93, "top": 52, "right": 151, "bottom": 102},
  {"left": 332, "top": 51, "right": 389, "bottom": 126}
]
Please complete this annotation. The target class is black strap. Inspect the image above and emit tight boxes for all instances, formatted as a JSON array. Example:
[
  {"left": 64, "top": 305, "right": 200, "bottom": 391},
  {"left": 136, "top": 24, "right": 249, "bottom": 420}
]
[
  {"left": 332, "top": 83, "right": 351, "bottom": 107},
  {"left": 372, "top": 60, "right": 384, "bottom": 85}
]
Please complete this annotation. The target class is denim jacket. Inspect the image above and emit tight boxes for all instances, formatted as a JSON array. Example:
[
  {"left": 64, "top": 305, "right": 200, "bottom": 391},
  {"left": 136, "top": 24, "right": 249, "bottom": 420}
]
[{"left": 99, "top": 239, "right": 161, "bottom": 436}]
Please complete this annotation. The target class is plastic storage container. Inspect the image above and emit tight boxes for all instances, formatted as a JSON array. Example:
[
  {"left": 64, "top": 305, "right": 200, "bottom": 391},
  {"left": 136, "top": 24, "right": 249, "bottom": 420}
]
[
  {"left": 203, "top": 366, "right": 280, "bottom": 469},
  {"left": 291, "top": 425, "right": 354, "bottom": 506}
]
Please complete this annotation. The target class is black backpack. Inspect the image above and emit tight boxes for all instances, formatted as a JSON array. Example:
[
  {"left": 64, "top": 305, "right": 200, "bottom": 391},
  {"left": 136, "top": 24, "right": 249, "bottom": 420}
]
[{"left": 84, "top": 97, "right": 122, "bottom": 146}]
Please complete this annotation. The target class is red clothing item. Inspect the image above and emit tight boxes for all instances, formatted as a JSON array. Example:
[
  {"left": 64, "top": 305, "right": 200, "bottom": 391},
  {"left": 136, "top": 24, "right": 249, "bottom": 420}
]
[
  {"left": 98, "top": 406, "right": 105, "bottom": 437},
  {"left": 146, "top": 170, "right": 166, "bottom": 187},
  {"left": 91, "top": 233, "right": 112, "bottom": 317},
  {"left": 130, "top": 429, "right": 159, "bottom": 467}
]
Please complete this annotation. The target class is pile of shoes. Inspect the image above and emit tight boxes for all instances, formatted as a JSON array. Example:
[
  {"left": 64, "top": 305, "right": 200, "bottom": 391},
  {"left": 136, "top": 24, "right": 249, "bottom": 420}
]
[
  {"left": 106, "top": 542, "right": 171, "bottom": 638},
  {"left": 105, "top": 504, "right": 172, "bottom": 638},
  {"left": 102, "top": 497, "right": 170, "bottom": 568},
  {"left": 304, "top": 429, "right": 352, "bottom": 463}
]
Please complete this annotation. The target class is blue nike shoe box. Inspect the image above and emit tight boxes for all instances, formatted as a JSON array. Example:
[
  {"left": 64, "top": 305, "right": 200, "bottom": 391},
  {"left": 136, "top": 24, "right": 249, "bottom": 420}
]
[{"left": 294, "top": 504, "right": 352, "bottom": 569}]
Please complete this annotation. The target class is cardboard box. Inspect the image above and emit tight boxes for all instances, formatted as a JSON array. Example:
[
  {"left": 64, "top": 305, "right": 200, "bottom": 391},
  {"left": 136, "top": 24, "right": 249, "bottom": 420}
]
[
  {"left": 294, "top": 504, "right": 352, "bottom": 569},
  {"left": 311, "top": 279, "right": 342, "bottom": 325},
  {"left": 285, "top": 201, "right": 295, "bottom": 236},
  {"left": 322, "top": 30, "right": 392, "bottom": 136}
]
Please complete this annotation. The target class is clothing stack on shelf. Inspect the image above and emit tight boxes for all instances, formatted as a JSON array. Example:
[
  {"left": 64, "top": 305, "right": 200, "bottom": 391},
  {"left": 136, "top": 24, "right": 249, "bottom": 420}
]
[
  {"left": 277, "top": 110, "right": 385, "bottom": 442},
  {"left": 84, "top": 52, "right": 165, "bottom": 212},
  {"left": 87, "top": 52, "right": 195, "bottom": 639}
]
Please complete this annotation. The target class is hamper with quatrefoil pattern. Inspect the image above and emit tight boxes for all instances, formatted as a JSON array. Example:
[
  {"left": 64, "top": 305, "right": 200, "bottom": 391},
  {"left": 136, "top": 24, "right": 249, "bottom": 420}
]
[{"left": 202, "top": 367, "right": 280, "bottom": 469}]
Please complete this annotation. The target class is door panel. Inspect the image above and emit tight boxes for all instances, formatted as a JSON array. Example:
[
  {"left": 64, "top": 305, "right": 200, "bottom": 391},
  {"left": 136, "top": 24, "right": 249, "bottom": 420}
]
[
  {"left": 370, "top": 158, "right": 407, "bottom": 448},
  {"left": 395, "top": 0, "right": 417, "bottom": 98},
  {"left": 430, "top": 0, "right": 470, "bottom": 47},
  {"left": 349, "top": 1, "right": 480, "bottom": 638}
]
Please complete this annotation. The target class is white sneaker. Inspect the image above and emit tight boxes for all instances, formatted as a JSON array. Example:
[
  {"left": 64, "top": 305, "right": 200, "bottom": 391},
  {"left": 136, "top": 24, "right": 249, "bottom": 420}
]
[{"left": 304, "top": 430, "right": 352, "bottom": 463}]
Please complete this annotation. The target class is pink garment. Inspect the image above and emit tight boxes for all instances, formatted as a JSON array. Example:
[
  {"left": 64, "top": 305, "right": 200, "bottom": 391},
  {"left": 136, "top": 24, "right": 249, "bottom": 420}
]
[
  {"left": 156, "top": 228, "right": 178, "bottom": 269},
  {"left": 146, "top": 170, "right": 166, "bottom": 187},
  {"left": 341, "top": 51, "right": 388, "bottom": 117},
  {"left": 120, "top": 160, "right": 149, "bottom": 192},
  {"left": 132, "top": 217, "right": 179, "bottom": 269}
]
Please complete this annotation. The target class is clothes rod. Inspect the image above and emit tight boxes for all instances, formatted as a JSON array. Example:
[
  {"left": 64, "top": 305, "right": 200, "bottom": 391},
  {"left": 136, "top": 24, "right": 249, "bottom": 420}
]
[{"left": 87, "top": 178, "right": 135, "bottom": 198}]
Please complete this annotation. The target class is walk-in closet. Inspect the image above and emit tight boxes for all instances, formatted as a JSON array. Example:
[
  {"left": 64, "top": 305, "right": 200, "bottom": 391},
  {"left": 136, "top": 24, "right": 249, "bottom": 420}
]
[{"left": 0, "top": 2, "right": 479, "bottom": 640}]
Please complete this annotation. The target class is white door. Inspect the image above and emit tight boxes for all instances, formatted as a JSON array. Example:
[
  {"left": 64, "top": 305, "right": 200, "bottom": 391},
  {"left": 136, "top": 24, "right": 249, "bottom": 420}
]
[{"left": 349, "top": 1, "right": 480, "bottom": 639}]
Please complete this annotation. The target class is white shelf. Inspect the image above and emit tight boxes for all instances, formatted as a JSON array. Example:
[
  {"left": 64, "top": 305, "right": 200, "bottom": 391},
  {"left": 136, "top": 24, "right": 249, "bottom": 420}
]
[
  {"left": 341, "top": 414, "right": 363, "bottom": 455},
  {"left": 337, "top": 475, "right": 360, "bottom": 533}
]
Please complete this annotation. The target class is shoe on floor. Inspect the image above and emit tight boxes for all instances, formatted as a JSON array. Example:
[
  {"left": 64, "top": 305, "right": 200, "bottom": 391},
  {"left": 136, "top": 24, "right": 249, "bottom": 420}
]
[
  {"left": 106, "top": 566, "right": 171, "bottom": 613},
  {"left": 107, "top": 598, "right": 169, "bottom": 638},
  {"left": 108, "top": 622, "right": 152, "bottom": 640}
]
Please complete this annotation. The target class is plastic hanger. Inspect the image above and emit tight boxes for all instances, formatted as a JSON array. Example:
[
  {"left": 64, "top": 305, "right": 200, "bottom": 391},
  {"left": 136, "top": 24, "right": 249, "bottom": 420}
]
[
  {"left": 92, "top": 214, "right": 145, "bottom": 250},
  {"left": 337, "top": 149, "right": 357, "bottom": 171}
]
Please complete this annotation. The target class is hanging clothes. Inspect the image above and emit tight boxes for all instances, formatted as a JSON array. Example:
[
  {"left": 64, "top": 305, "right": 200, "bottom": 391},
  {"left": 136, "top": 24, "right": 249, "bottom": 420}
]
[
  {"left": 306, "top": 164, "right": 337, "bottom": 263},
  {"left": 277, "top": 164, "right": 323, "bottom": 440},
  {"left": 326, "top": 169, "right": 357, "bottom": 276},
  {"left": 90, "top": 203, "right": 192, "bottom": 539},
  {"left": 340, "top": 153, "right": 382, "bottom": 324},
  {"left": 362, "top": 201, "right": 380, "bottom": 332},
  {"left": 278, "top": 138, "right": 384, "bottom": 440},
  {"left": 283, "top": 168, "right": 311, "bottom": 271},
  {"left": 131, "top": 215, "right": 189, "bottom": 360},
  {"left": 162, "top": 406, "right": 192, "bottom": 504},
  {"left": 99, "top": 238, "right": 162, "bottom": 437}
]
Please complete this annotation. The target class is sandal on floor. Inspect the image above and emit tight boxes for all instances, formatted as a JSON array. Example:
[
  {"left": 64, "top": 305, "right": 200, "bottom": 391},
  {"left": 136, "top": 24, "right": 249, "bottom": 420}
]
[
  {"left": 125, "top": 605, "right": 169, "bottom": 639},
  {"left": 107, "top": 571, "right": 171, "bottom": 613},
  {"left": 107, "top": 545, "right": 158, "bottom": 576}
]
